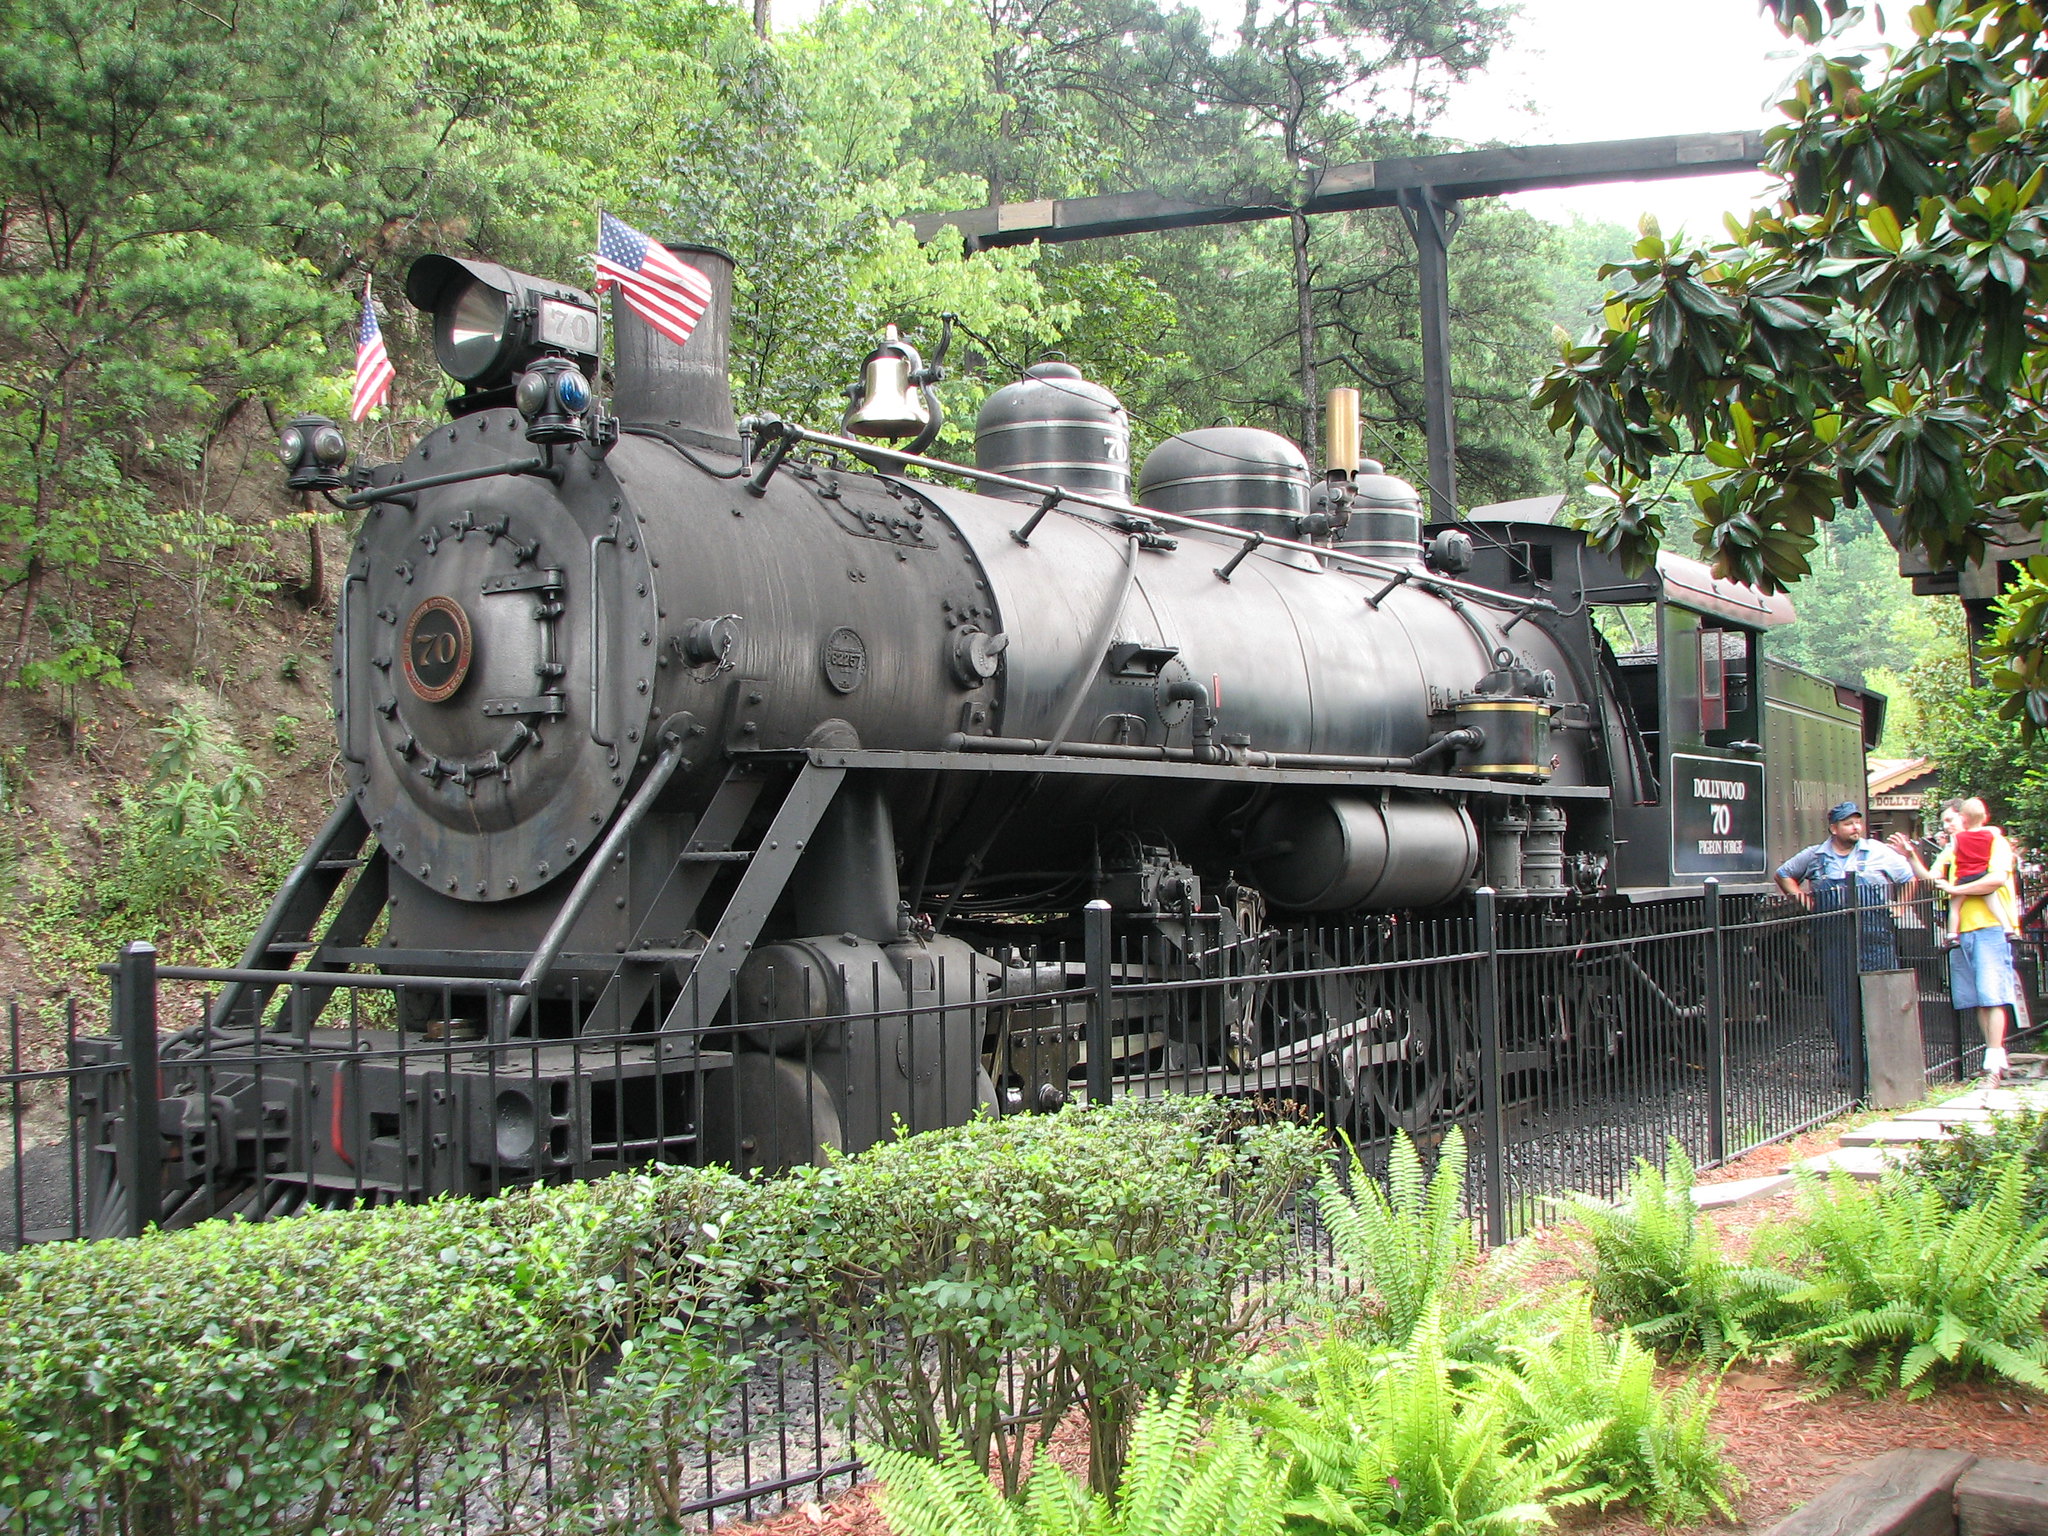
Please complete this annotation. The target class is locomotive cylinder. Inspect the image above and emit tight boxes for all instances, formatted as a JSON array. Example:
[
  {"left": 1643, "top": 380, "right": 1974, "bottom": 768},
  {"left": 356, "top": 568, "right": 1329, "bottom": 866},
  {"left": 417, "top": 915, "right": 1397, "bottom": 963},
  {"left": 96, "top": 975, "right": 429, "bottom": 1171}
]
[{"left": 1242, "top": 796, "right": 1479, "bottom": 911}]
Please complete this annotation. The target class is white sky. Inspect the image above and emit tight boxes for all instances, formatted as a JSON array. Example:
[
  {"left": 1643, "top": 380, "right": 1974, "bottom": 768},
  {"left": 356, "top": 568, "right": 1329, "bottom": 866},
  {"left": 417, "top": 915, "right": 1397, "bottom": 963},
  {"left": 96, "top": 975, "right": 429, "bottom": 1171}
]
[{"left": 1430, "top": 0, "right": 1815, "bottom": 236}]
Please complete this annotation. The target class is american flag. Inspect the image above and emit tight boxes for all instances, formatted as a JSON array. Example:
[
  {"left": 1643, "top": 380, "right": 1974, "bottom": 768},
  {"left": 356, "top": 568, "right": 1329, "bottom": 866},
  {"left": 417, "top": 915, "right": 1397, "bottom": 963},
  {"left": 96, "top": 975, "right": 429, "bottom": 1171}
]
[
  {"left": 350, "top": 284, "right": 394, "bottom": 422},
  {"left": 594, "top": 212, "right": 713, "bottom": 347}
]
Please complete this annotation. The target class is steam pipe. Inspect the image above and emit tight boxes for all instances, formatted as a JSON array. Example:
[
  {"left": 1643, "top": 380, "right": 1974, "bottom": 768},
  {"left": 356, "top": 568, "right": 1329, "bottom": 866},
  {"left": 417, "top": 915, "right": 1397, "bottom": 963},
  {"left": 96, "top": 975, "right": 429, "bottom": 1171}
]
[{"left": 1163, "top": 678, "right": 1221, "bottom": 761}]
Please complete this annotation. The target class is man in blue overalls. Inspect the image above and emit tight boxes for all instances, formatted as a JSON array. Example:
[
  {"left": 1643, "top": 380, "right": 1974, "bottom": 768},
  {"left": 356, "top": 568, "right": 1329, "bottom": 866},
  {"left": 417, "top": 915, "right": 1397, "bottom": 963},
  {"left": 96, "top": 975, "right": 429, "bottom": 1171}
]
[{"left": 1774, "top": 802, "right": 1917, "bottom": 1085}]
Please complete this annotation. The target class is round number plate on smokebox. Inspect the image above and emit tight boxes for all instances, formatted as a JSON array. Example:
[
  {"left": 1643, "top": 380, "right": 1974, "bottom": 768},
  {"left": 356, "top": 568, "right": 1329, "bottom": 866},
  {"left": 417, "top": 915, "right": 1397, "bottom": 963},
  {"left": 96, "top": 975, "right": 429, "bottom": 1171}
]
[{"left": 402, "top": 596, "right": 474, "bottom": 703}]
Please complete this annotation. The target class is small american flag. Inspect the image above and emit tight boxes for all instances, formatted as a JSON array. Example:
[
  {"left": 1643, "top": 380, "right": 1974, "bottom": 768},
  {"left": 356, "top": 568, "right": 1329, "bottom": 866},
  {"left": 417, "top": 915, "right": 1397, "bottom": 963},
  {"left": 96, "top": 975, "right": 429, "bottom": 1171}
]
[
  {"left": 350, "top": 284, "right": 394, "bottom": 423},
  {"left": 594, "top": 212, "right": 713, "bottom": 348}
]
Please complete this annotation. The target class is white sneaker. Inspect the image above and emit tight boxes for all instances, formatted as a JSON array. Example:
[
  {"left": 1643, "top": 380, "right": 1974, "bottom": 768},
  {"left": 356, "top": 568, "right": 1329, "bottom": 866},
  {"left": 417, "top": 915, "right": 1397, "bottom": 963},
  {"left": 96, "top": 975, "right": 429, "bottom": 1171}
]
[{"left": 1984, "top": 1046, "right": 2009, "bottom": 1087}]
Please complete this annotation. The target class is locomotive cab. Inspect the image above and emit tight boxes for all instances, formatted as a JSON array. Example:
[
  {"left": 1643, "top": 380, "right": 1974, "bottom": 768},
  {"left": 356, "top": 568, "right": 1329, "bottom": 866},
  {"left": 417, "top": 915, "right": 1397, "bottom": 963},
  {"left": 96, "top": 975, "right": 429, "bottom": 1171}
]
[{"left": 1431, "top": 497, "right": 1863, "bottom": 897}]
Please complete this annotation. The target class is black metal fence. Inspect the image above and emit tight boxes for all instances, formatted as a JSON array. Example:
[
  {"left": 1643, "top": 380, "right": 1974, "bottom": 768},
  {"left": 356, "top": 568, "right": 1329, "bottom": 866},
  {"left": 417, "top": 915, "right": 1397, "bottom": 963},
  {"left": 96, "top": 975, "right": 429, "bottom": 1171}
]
[{"left": 1, "top": 882, "right": 2036, "bottom": 1528}]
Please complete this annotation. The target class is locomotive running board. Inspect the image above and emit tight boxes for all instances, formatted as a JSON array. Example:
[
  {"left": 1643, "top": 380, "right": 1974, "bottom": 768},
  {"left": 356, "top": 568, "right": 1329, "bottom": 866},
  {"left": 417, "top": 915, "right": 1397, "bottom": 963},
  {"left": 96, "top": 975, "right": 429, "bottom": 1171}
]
[{"left": 779, "top": 747, "right": 1613, "bottom": 799}]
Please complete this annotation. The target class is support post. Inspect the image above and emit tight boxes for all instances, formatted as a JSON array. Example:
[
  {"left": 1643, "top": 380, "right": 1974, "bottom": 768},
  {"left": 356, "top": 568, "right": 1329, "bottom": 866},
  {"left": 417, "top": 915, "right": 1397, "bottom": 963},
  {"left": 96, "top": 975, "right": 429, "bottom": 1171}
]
[
  {"left": 1705, "top": 879, "right": 1728, "bottom": 1164},
  {"left": 1397, "top": 186, "right": 1460, "bottom": 521},
  {"left": 1084, "top": 900, "right": 1114, "bottom": 1108},
  {"left": 115, "top": 941, "right": 161, "bottom": 1237},
  {"left": 1476, "top": 887, "right": 1506, "bottom": 1247},
  {"left": 1850, "top": 872, "right": 1870, "bottom": 1102}
]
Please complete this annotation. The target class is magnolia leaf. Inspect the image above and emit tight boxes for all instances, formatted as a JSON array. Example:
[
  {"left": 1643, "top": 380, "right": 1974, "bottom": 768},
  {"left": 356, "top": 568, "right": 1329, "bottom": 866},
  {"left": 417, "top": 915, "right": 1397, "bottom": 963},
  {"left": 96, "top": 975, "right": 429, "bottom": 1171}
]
[
  {"left": 1731, "top": 399, "right": 1757, "bottom": 458},
  {"left": 1862, "top": 205, "right": 1905, "bottom": 252}
]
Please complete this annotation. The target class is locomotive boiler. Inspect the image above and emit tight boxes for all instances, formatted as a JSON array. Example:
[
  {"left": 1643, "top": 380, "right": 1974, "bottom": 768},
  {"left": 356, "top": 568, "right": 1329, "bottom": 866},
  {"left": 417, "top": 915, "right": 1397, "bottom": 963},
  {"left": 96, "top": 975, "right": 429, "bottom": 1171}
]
[{"left": 85, "top": 240, "right": 1877, "bottom": 1222}]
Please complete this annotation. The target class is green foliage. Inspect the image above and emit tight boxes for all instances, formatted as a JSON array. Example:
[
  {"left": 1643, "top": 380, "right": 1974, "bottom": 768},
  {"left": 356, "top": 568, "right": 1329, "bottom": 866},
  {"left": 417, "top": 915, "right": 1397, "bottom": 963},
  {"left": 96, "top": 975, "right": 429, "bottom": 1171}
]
[
  {"left": 1525, "top": 0, "right": 2048, "bottom": 707},
  {"left": 867, "top": 1380, "right": 1285, "bottom": 1536},
  {"left": 1486, "top": 1305, "right": 1739, "bottom": 1528},
  {"left": 0, "top": 1167, "right": 755, "bottom": 1534},
  {"left": 1765, "top": 509, "right": 1939, "bottom": 689},
  {"left": 754, "top": 1099, "right": 1325, "bottom": 1495},
  {"left": 1297, "top": 1132, "right": 1740, "bottom": 1531},
  {"left": 1566, "top": 1140, "right": 2048, "bottom": 1403},
  {"left": 1778, "top": 1162, "right": 2048, "bottom": 1398},
  {"left": 1253, "top": 1312, "right": 1600, "bottom": 1536},
  {"left": 1904, "top": 1107, "right": 2048, "bottom": 1226},
  {"left": 270, "top": 713, "right": 303, "bottom": 757},
  {"left": 0, "top": 0, "right": 741, "bottom": 678},
  {"left": 0, "top": 1102, "right": 1326, "bottom": 1528},
  {"left": 1556, "top": 1142, "right": 1796, "bottom": 1360},
  {"left": 95, "top": 706, "right": 265, "bottom": 916},
  {"left": 1314, "top": 1130, "right": 1474, "bottom": 1346}
]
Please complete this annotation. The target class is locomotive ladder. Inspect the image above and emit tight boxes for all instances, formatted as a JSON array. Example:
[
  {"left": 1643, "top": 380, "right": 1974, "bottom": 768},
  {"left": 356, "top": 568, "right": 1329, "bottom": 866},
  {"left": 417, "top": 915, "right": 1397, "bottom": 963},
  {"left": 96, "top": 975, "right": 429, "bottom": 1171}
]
[
  {"left": 575, "top": 761, "right": 848, "bottom": 1038},
  {"left": 208, "top": 799, "right": 387, "bottom": 1031}
]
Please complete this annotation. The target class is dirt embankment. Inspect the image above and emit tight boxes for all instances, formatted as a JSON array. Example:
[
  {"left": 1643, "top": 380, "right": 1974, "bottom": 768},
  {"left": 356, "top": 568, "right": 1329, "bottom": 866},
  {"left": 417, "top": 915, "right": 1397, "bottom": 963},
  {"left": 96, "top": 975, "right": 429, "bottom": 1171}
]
[{"left": 0, "top": 514, "right": 347, "bottom": 1054}]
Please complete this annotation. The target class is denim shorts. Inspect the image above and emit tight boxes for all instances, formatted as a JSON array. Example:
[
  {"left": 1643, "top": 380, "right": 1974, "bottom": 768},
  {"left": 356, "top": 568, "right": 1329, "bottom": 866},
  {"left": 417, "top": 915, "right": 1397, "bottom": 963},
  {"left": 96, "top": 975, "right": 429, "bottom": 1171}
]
[{"left": 1951, "top": 926, "right": 2019, "bottom": 1010}]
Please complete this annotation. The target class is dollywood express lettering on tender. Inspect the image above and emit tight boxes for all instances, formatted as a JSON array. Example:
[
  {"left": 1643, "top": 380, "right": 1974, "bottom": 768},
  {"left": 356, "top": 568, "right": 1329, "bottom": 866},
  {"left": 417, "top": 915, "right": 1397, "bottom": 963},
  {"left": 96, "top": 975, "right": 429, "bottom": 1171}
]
[{"left": 1670, "top": 754, "right": 1765, "bottom": 878}]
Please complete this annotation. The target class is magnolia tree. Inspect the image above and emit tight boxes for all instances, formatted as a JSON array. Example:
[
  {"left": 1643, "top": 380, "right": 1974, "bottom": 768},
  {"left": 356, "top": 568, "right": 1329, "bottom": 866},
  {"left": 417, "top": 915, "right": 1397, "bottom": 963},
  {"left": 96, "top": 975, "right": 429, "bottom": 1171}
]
[{"left": 1532, "top": 0, "right": 2048, "bottom": 716}]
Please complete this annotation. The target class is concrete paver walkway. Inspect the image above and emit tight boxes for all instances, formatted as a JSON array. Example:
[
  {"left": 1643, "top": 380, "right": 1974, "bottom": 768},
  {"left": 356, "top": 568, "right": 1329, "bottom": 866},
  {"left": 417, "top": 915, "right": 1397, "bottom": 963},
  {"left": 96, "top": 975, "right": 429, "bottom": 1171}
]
[{"left": 1698, "top": 1078, "right": 2048, "bottom": 1201}]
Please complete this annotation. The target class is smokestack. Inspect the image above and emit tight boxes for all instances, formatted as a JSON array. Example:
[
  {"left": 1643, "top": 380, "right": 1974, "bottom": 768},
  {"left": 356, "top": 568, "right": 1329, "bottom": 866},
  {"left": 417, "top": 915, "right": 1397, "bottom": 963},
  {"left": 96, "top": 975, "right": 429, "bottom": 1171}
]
[{"left": 609, "top": 242, "right": 739, "bottom": 445}]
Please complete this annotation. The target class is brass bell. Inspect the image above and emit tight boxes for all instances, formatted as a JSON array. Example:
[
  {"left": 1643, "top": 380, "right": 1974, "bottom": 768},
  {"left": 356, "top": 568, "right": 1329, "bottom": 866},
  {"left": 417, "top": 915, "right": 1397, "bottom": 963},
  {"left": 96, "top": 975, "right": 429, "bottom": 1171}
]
[{"left": 845, "top": 325, "right": 931, "bottom": 440}]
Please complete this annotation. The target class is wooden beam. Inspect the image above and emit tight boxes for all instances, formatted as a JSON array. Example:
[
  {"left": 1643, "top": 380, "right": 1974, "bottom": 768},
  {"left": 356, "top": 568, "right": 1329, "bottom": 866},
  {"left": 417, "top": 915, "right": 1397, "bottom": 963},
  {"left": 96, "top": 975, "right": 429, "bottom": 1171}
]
[{"left": 908, "top": 130, "right": 1766, "bottom": 249}]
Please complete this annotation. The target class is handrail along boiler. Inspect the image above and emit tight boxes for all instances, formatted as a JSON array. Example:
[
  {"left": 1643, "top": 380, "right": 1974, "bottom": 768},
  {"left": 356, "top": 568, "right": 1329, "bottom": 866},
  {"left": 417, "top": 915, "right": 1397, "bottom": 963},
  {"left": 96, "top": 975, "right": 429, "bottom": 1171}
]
[{"left": 87, "top": 243, "right": 1879, "bottom": 1219}]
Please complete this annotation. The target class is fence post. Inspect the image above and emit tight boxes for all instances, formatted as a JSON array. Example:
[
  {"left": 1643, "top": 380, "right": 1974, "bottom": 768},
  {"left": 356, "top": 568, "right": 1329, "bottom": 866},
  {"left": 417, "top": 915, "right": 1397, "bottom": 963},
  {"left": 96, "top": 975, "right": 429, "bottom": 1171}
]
[
  {"left": 1705, "top": 878, "right": 1727, "bottom": 1164},
  {"left": 1084, "top": 900, "right": 1114, "bottom": 1108},
  {"left": 1476, "top": 887, "right": 1506, "bottom": 1248},
  {"left": 1848, "top": 872, "right": 1869, "bottom": 1101},
  {"left": 116, "top": 941, "right": 161, "bottom": 1238}
]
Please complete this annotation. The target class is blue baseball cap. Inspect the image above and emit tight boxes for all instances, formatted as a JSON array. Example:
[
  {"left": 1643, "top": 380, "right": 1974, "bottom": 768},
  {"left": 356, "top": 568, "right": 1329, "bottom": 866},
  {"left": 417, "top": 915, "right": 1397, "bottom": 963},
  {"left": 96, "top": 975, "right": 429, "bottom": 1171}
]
[{"left": 1827, "top": 801, "right": 1863, "bottom": 825}]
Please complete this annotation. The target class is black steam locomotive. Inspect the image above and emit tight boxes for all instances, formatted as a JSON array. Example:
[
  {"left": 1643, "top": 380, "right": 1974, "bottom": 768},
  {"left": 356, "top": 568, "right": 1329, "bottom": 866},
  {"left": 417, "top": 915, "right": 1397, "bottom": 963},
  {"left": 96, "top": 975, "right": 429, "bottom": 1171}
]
[{"left": 89, "top": 244, "right": 1876, "bottom": 1219}]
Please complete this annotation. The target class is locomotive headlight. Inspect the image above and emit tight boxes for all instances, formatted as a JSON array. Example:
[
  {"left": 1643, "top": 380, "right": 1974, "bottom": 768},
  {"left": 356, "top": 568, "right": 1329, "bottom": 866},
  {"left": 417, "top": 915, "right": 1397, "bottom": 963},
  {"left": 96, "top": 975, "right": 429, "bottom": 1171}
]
[
  {"left": 405, "top": 253, "right": 601, "bottom": 398},
  {"left": 310, "top": 423, "right": 347, "bottom": 465},
  {"left": 514, "top": 357, "right": 592, "bottom": 446},
  {"left": 278, "top": 414, "right": 347, "bottom": 491},
  {"left": 439, "top": 280, "right": 511, "bottom": 383}
]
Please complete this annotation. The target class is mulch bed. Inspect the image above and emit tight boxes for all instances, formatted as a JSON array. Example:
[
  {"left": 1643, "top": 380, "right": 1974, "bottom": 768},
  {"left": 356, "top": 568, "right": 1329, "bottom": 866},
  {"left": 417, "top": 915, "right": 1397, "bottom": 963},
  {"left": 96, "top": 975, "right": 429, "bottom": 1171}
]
[{"left": 725, "top": 1109, "right": 2048, "bottom": 1536}]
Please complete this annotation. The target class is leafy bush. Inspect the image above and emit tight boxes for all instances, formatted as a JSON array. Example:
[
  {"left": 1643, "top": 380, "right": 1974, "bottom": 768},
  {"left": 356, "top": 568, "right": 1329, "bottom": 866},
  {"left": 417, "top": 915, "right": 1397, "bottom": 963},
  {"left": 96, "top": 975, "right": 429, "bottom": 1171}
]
[
  {"left": 1253, "top": 1309, "right": 1601, "bottom": 1536},
  {"left": 755, "top": 1099, "right": 1325, "bottom": 1495},
  {"left": 1904, "top": 1108, "right": 2048, "bottom": 1226},
  {"left": 0, "top": 1168, "right": 754, "bottom": 1534},
  {"left": 1557, "top": 1141, "right": 1795, "bottom": 1360},
  {"left": 1487, "top": 1303, "right": 1739, "bottom": 1527},
  {"left": 1777, "top": 1162, "right": 2048, "bottom": 1398},
  {"left": 1314, "top": 1130, "right": 1474, "bottom": 1346},
  {"left": 868, "top": 1380, "right": 1284, "bottom": 1536},
  {"left": 96, "top": 705, "right": 265, "bottom": 915}
]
